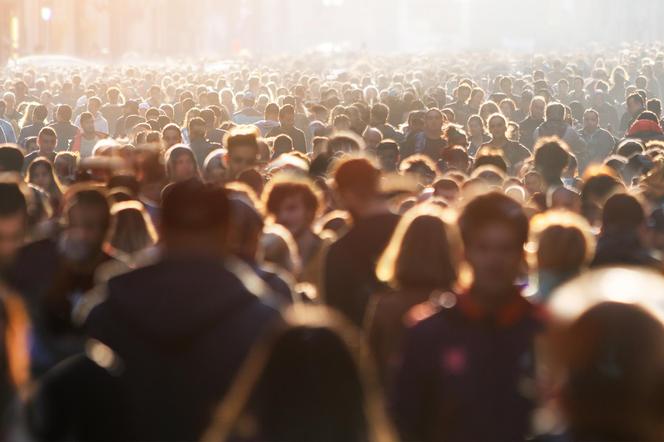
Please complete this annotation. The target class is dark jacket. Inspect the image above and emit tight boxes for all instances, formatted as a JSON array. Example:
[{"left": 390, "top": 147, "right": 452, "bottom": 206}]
[
  {"left": 324, "top": 212, "right": 400, "bottom": 326},
  {"left": 84, "top": 257, "right": 281, "bottom": 441},
  {"left": 393, "top": 291, "right": 546, "bottom": 442},
  {"left": 267, "top": 125, "right": 307, "bottom": 154}
]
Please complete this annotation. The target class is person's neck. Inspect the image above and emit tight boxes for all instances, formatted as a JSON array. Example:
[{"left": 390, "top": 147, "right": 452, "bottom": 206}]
[
  {"left": 350, "top": 198, "right": 390, "bottom": 221},
  {"left": 469, "top": 284, "right": 516, "bottom": 313}
]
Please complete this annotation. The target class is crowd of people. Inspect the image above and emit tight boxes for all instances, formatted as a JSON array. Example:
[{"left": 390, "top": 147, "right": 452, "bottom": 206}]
[{"left": 1, "top": 44, "right": 664, "bottom": 441}]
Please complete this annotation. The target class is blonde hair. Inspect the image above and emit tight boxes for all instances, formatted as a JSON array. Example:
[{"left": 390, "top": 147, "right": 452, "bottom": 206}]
[{"left": 376, "top": 203, "right": 461, "bottom": 290}]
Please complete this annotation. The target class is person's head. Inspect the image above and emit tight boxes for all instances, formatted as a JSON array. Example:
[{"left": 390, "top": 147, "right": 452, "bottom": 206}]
[
  {"left": 424, "top": 108, "right": 444, "bottom": 136},
  {"left": 54, "top": 152, "right": 78, "bottom": 186},
  {"left": 32, "top": 104, "right": 48, "bottom": 125},
  {"left": 278, "top": 104, "right": 295, "bottom": 128},
  {"left": 583, "top": 109, "right": 600, "bottom": 133},
  {"left": 400, "top": 154, "right": 437, "bottom": 186},
  {"left": 161, "top": 123, "right": 182, "bottom": 149},
  {"left": 225, "top": 126, "right": 259, "bottom": 179},
  {"left": 106, "top": 87, "right": 121, "bottom": 104},
  {"left": 203, "top": 149, "right": 227, "bottom": 184},
  {"left": 165, "top": 144, "right": 199, "bottom": 183},
  {"left": 433, "top": 177, "right": 460, "bottom": 203},
  {"left": 545, "top": 101, "right": 565, "bottom": 122},
  {"left": 55, "top": 104, "right": 73, "bottom": 123},
  {"left": 264, "top": 175, "right": 321, "bottom": 237},
  {"left": 467, "top": 114, "right": 486, "bottom": 137},
  {"left": 272, "top": 134, "right": 294, "bottom": 160},
  {"left": 202, "top": 305, "right": 396, "bottom": 442},
  {"left": 0, "top": 145, "right": 24, "bottom": 174},
  {"left": 333, "top": 157, "right": 381, "bottom": 218},
  {"left": 627, "top": 92, "right": 646, "bottom": 117},
  {"left": 534, "top": 137, "right": 570, "bottom": 185},
  {"left": 26, "top": 157, "right": 60, "bottom": 196},
  {"left": 327, "top": 131, "right": 365, "bottom": 156},
  {"left": 376, "top": 140, "right": 400, "bottom": 172},
  {"left": 37, "top": 127, "right": 57, "bottom": 155},
  {"left": 487, "top": 113, "right": 508, "bottom": 140},
  {"left": 188, "top": 116, "right": 206, "bottom": 141},
  {"left": 557, "top": 302, "right": 664, "bottom": 441},
  {"left": 459, "top": 192, "right": 528, "bottom": 298},
  {"left": 524, "top": 170, "right": 544, "bottom": 195},
  {"left": 87, "top": 96, "right": 102, "bottom": 114},
  {"left": 601, "top": 192, "right": 645, "bottom": 236},
  {"left": 530, "top": 96, "right": 546, "bottom": 120},
  {"left": 60, "top": 185, "right": 111, "bottom": 262},
  {"left": 370, "top": 103, "right": 389, "bottom": 125},
  {"left": 647, "top": 98, "right": 662, "bottom": 119},
  {"left": 362, "top": 127, "right": 383, "bottom": 152},
  {"left": 79, "top": 111, "right": 96, "bottom": 135},
  {"left": 264, "top": 102, "right": 279, "bottom": 121},
  {"left": 377, "top": 204, "right": 459, "bottom": 291},
  {"left": 106, "top": 200, "right": 158, "bottom": 257},
  {"left": 0, "top": 178, "right": 28, "bottom": 269},
  {"left": 161, "top": 179, "right": 230, "bottom": 258},
  {"left": 441, "top": 146, "right": 470, "bottom": 173}
]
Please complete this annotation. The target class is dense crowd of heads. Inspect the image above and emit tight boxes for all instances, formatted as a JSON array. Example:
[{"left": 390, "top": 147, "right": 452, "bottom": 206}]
[{"left": 1, "top": 44, "right": 664, "bottom": 440}]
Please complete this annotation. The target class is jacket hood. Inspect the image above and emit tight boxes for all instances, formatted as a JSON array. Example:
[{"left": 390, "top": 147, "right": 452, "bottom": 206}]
[{"left": 627, "top": 119, "right": 663, "bottom": 137}]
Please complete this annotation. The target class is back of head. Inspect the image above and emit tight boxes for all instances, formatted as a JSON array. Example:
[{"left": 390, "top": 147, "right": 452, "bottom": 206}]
[
  {"left": 601, "top": 193, "right": 644, "bottom": 234},
  {"left": 0, "top": 145, "right": 25, "bottom": 174},
  {"left": 545, "top": 102, "right": 566, "bottom": 122},
  {"left": 459, "top": 191, "right": 528, "bottom": 247},
  {"left": 534, "top": 137, "right": 570, "bottom": 182},
  {"left": 333, "top": 157, "right": 380, "bottom": 200}
]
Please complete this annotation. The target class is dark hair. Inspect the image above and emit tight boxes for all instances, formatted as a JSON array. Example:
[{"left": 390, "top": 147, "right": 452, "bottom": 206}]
[
  {"left": 637, "top": 110, "right": 659, "bottom": 123},
  {"left": 56, "top": 104, "right": 73, "bottom": 121},
  {"left": 161, "top": 180, "right": 229, "bottom": 236},
  {"left": 534, "top": 137, "right": 570, "bottom": 182},
  {"left": 474, "top": 153, "right": 508, "bottom": 173},
  {"left": 279, "top": 104, "right": 295, "bottom": 119},
  {"left": 333, "top": 157, "right": 380, "bottom": 199},
  {"left": 0, "top": 180, "right": 27, "bottom": 219},
  {"left": 38, "top": 126, "right": 56, "bottom": 140},
  {"left": 64, "top": 185, "right": 111, "bottom": 233},
  {"left": 616, "top": 139, "right": 645, "bottom": 158},
  {"left": 272, "top": 134, "right": 293, "bottom": 159},
  {"left": 459, "top": 192, "right": 528, "bottom": 247},
  {"left": 226, "top": 127, "right": 259, "bottom": 153},
  {"left": 602, "top": 193, "right": 644, "bottom": 234},
  {"left": 545, "top": 102, "right": 566, "bottom": 121},
  {"left": 0, "top": 145, "right": 25, "bottom": 173},
  {"left": 627, "top": 92, "right": 645, "bottom": 107}
]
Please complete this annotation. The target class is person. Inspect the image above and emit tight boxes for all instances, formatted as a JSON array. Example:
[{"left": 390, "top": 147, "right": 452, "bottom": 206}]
[
  {"left": 580, "top": 108, "right": 616, "bottom": 165},
  {"left": 48, "top": 105, "right": 79, "bottom": 151},
  {"left": 533, "top": 137, "right": 570, "bottom": 190},
  {"left": 363, "top": 126, "right": 383, "bottom": 154},
  {"left": 534, "top": 102, "right": 587, "bottom": 164},
  {"left": 187, "top": 116, "right": 221, "bottom": 168},
  {"left": 7, "top": 185, "right": 113, "bottom": 376},
  {"left": 370, "top": 103, "right": 403, "bottom": 145},
  {"left": 80, "top": 180, "right": 281, "bottom": 441},
  {"left": 165, "top": 144, "right": 200, "bottom": 183},
  {"left": 591, "top": 193, "right": 660, "bottom": 268},
  {"left": 376, "top": 139, "right": 400, "bottom": 172},
  {"left": 17, "top": 104, "right": 48, "bottom": 149},
  {"left": 447, "top": 84, "right": 471, "bottom": 126},
  {"left": 23, "top": 127, "right": 58, "bottom": 169},
  {"left": 225, "top": 126, "right": 259, "bottom": 180},
  {"left": 267, "top": 105, "right": 307, "bottom": 154},
  {"left": 203, "top": 149, "right": 227, "bottom": 184},
  {"left": 529, "top": 210, "right": 594, "bottom": 301},
  {"left": 264, "top": 174, "right": 329, "bottom": 288},
  {"left": 102, "top": 200, "right": 158, "bottom": 268},
  {"left": 0, "top": 179, "right": 29, "bottom": 275},
  {"left": 401, "top": 108, "right": 447, "bottom": 160},
  {"left": 161, "top": 122, "right": 183, "bottom": 149},
  {"left": 393, "top": 192, "right": 546, "bottom": 442},
  {"left": 324, "top": 157, "right": 400, "bottom": 326},
  {"left": 70, "top": 112, "right": 107, "bottom": 159},
  {"left": 254, "top": 102, "right": 280, "bottom": 136},
  {"left": 0, "top": 101, "right": 17, "bottom": 144},
  {"left": 624, "top": 110, "right": 664, "bottom": 143},
  {"left": 53, "top": 152, "right": 78, "bottom": 187},
  {"left": 100, "top": 87, "right": 124, "bottom": 137},
  {"left": 202, "top": 305, "right": 397, "bottom": 442},
  {"left": 466, "top": 114, "right": 491, "bottom": 156},
  {"left": 518, "top": 96, "right": 546, "bottom": 150},
  {"left": 26, "top": 158, "right": 63, "bottom": 214},
  {"left": 74, "top": 97, "right": 109, "bottom": 135},
  {"left": 367, "top": 204, "right": 459, "bottom": 386},
  {"left": 590, "top": 90, "right": 620, "bottom": 134},
  {"left": 620, "top": 92, "right": 646, "bottom": 133},
  {"left": 477, "top": 113, "right": 531, "bottom": 175},
  {"left": 200, "top": 108, "right": 226, "bottom": 145},
  {"left": 113, "top": 100, "right": 140, "bottom": 139},
  {"left": 232, "top": 92, "right": 262, "bottom": 125}
]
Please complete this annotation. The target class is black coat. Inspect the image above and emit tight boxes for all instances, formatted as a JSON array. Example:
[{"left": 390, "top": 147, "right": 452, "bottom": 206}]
[{"left": 80, "top": 257, "right": 281, "bottom": 441}]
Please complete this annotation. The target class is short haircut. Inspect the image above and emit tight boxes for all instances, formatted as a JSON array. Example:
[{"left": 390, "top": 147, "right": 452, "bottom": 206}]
[
  {"left": 79, "top": 111, "right": 94, "bottom": 123},
  {"left": 264, "top": 177, "right": 321, "bottom": 218},
  {"left": 545, "top": 102, "right": 566, "bottom": 121},
  {"left": 370, "top": 103, "right": 389, "bottom": 123},
  {"left": 534, "top": 137, "right": 570, "bottom": 178},
  {"left": 602, "top": 193, "right": 644, "bottom": 233},
  {"left": 38, "top": 126, "right": 56, "bottom": 139},
  {"left": 333, "top": 157, "right": 381, "bottom": 199},
  {"left": 33, "top": 105, "right": 48, "bottom": 122},
  {"left": 459, "top": 192, "right": 528, "bottom": 247},
  {"left": 627, "top": 92, "right": 645, "bottom": 107},
  {"left": 0, "top": 145, "right": 25, "bottom": 173},
  {"left": 225, "top": 126, "right": 259, "bottom": 153},
  {"left": 279, "top": 104, "right": 295, "bottom": 118},
  {"left": 0, "top": 178, "right": 27, "bottom": 218},
  {"left": 56, "top": 104, "right": 73, "bottom": 121},
  {"left": 161, "top": 180, "right": 229, "bottom": 235},
  {"left": 64, "top": 185, "right": 111, "bottom": 232}
]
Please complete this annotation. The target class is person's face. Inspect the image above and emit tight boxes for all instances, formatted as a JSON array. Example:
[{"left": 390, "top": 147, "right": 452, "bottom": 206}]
[
  {"left": 377, "top": 147, "right": 399, "bottom": 171},
  {"left": 531, "top": 100, "right": 545, "bottom": 120},
  {"left": 468, "top": 119, "right": 483, "bottom": 136},
  {"left": 205, "top": 160, "right": 226, "bottom": 183},
  {"left": 81, "top": 117, "right": 95, "bottom": 134},
  {"left": 583, "top": 112, "right": 599, "bottom": 132},
  {"left": 628, "top": 97, "right": 644, "bottom": 116},
  {"left": 489, "top": 117, "right": 507, "bottom": 139},
  {"left": 54, "top": 158, "right": 74, "bottom": 181},
  {"left": 190, "top": 123, "right": 206, "bottom": 140},
  {"left": 88, "top": 100, "right": 100, "bottom": 114},
  {"left": 465, "top": 223, "right": 523, "bottom": 295},
  {"left": 163, "top": 129, "right": 182, "bottom": 148},
  {"left": 31, "top": 164, "right": 52, "bottom": 189},
  {"left": 0, "top": 213, "right": 26, "bottom": 269},
  {"left": 173, "top": 154, "right": 196, "bottom": 182},
  {"left": 227, "top": 145, "right": 257, "bottom": 179},
  {"left": 38, "top": 133, "right": 57, "bottom": 154},
  {"left": 276, "top": 194, "right": 311, "bottom": 236},
  {"left": 425, "top": 111, "right": 443, "bottom": 134},
  {"left": 65, "top": 205, "right": 107, "bottom": 261},
  {"left": 280, "top": 112, "right": 295, "bottom": 127}
]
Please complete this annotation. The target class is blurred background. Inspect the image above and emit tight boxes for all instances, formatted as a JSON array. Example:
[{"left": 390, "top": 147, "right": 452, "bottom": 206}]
[{"left": 1, "top": 0, "right": 664, "bottom": 64}]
